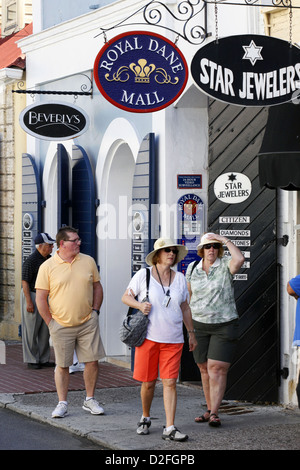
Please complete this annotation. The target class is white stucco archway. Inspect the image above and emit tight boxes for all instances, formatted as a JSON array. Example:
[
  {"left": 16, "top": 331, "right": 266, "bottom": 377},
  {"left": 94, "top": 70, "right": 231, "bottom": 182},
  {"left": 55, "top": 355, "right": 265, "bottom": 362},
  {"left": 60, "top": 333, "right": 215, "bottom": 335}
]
[{"left": 96, "top": 118, "right": 141, "bottom": 357}]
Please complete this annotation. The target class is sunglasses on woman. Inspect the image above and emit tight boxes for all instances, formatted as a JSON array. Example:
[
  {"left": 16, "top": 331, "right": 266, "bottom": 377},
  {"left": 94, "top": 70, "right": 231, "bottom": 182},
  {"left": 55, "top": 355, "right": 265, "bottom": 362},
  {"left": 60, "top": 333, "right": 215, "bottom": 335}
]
[
  {"left": 163, "top": 248, "right": 178, "bottom": 255},
  {"left": 204, "top": 243, "right": 221, "bottom": 250}
]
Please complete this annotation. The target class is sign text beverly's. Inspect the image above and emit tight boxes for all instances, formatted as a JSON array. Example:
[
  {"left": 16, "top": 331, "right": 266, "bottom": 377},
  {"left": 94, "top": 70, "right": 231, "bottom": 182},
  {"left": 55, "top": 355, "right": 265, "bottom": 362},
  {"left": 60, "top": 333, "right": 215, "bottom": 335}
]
[{"left": 19, "top": 101, "right": 90, "bottom": 141}]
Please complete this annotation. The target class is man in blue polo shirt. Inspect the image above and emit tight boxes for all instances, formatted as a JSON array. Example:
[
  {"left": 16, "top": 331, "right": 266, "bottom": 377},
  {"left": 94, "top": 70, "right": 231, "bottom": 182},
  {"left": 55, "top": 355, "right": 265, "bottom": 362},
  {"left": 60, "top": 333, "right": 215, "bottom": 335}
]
[
  {"left": 21, "top": 232, "right": 55, "bottom": 369},
  {"left": 287, "top": 275, "right": 300, "bottom": 407}
]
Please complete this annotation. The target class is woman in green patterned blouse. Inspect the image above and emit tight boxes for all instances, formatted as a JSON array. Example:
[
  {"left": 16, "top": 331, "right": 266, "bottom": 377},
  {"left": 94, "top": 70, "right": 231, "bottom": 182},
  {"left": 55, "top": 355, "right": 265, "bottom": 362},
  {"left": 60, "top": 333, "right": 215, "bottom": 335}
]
[{"left": 186, "top": 232, "right": 244, "bottom": 427}]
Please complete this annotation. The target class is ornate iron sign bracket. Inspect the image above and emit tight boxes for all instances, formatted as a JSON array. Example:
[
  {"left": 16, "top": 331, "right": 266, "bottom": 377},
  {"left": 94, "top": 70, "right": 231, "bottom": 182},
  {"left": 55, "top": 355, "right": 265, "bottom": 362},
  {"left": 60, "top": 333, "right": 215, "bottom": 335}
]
[
  {"left": 95, "top": 0, "right": 299, "bottom": 47},
  {"left": 204, "top": 0, "right": 299, "bottom": 8},
  {"left": 96, "top": 0, "right": 209, "bottom": 45},
  {"left": 12, "top": 73, "right": 93, "bottom": 97}
]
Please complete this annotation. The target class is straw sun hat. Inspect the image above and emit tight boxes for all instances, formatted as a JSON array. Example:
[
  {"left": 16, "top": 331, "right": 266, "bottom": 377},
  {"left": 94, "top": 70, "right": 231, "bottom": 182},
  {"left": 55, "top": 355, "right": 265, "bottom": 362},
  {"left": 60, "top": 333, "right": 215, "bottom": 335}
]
[
  {"left": 197, "top": 232, "right": 222, "bottom": 249},
  {"left": 145, "top": 237, "right": 188, "bottom": 266}
]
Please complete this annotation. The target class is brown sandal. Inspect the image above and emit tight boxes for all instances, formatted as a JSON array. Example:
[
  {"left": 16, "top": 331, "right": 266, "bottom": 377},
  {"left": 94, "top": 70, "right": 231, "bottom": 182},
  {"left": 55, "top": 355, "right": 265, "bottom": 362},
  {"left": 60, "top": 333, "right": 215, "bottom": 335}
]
[
  {"left": 195, "top": 410, "right": 211, "bottom": 423},
  {"left": 208, "top": 413, "right": 221, "bottom": 427}
]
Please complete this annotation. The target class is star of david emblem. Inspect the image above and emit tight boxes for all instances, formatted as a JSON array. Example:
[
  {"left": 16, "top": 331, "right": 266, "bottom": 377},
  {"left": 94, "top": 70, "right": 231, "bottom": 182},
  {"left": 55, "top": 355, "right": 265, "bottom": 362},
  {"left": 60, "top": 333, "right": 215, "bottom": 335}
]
[{"left": 242, "top": 40, "right": 263, "bottom": 66}]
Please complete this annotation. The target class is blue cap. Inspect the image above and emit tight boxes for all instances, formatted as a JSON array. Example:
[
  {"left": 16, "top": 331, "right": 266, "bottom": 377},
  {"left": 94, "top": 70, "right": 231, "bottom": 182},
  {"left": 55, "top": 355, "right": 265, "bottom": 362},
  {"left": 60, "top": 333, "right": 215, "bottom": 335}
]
[{"left": 34, "top": 233, "right": 55, "bottom": 244}]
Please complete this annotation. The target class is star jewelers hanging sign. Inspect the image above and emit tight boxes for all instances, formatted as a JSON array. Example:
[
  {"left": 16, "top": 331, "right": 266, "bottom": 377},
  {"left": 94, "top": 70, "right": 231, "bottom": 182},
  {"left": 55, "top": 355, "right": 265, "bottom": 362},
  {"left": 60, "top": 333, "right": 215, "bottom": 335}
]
[
  {"left": 191, "top": 35, "right": 300, "bottom": 107},
  {"left": 94, "top": 31, "right": 188, "bottom": 113}
]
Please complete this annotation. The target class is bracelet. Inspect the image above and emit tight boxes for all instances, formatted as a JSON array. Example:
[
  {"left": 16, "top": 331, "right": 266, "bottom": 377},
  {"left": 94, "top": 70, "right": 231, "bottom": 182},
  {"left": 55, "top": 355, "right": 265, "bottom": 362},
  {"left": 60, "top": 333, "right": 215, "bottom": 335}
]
[
  {"left": 92, "top": 308, "right": 100, "bottom": 315},
  {"left": 224, "top": 239, "right": 231, "bottom": 245},
  {"left": 188, "top": 329, "right": 196, "bottom": 333}
]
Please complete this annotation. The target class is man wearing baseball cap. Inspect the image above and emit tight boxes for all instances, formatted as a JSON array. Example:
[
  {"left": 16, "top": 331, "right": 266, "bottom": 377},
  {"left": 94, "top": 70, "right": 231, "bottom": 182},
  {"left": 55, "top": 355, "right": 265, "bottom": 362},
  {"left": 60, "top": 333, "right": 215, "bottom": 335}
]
[{"left": 21, "top": 232, "right": 55, "bottom": 369}]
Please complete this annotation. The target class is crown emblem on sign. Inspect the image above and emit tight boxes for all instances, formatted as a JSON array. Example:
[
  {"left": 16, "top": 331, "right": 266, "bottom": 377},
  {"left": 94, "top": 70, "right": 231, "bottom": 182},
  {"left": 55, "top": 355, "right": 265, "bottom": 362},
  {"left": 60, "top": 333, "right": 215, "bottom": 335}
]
[
  {"left": 104, "top": 58, "right": 179, "bottom": 86},
  {"left": 129, "top": 59, "right": 156, "bottom": 83}
]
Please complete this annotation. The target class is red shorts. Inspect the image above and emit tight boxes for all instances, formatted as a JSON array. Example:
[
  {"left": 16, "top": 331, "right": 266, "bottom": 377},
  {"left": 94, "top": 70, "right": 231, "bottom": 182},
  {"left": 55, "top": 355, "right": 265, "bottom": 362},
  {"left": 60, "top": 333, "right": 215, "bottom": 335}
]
[{"left": 133, "top": 339, "right": 184, "bottom": 382}]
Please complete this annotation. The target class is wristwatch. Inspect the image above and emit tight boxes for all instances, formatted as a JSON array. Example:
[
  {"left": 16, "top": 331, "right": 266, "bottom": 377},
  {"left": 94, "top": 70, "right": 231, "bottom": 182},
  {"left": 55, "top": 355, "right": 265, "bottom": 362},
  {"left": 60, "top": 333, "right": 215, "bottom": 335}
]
[{"left": 92, "top": 308, "right": 100, "bottom": 315}]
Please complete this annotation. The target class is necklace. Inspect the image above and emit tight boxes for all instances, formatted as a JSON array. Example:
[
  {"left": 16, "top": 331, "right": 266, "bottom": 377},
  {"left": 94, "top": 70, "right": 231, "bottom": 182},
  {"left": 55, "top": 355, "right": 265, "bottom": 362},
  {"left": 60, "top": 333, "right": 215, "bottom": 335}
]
[{"left": 155, "top": 266, "right": 171, "bottom": 296}]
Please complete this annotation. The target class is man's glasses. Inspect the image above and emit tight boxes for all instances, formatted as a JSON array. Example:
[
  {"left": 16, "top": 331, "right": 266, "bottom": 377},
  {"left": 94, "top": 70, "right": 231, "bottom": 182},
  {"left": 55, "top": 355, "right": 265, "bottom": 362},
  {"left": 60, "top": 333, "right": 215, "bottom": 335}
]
[
  {"left": 204, "top": 243, "right": 221, "bottom": 250},
  {"left": 65, "top": 237, "right": 81, "bottom": 244},
  {"left": 163, "top": 248, "right": 178, "bottom": 255}
]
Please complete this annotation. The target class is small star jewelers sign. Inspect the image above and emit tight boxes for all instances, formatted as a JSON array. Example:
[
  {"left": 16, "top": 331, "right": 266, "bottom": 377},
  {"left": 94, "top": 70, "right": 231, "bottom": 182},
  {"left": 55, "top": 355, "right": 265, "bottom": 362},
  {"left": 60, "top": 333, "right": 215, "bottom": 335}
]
[
  {"left": 191, "top": 34, "right": 300, "bottom": 106},
  {"left": 214, "top": 173, "right": 252, "bottom": 204}
]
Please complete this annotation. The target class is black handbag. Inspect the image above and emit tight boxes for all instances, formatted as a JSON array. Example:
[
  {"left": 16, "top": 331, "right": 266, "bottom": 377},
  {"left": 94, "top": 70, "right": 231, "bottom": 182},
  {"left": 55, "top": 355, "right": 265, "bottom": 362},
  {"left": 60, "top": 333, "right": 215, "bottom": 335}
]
[{"left": 120, "top": 267, "right": 150, "bottom": 348}]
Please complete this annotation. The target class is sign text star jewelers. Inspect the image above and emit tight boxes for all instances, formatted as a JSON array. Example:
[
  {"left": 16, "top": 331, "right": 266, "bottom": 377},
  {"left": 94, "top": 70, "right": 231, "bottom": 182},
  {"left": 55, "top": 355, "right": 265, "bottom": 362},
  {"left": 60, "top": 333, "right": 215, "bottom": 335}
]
[
  {"left": 94, "top": 31, "right": 188, "bottom": 113},
  {"left": 191, "top": 35, "right": 300, "bottom": 106}
]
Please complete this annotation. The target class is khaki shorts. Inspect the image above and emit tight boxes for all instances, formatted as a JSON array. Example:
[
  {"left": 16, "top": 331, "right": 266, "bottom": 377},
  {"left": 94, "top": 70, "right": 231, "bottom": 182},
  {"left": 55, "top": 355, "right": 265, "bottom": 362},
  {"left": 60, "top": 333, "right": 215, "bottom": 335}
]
[{"left": 49, "top": 311, "right": 102, "bottom": 367}]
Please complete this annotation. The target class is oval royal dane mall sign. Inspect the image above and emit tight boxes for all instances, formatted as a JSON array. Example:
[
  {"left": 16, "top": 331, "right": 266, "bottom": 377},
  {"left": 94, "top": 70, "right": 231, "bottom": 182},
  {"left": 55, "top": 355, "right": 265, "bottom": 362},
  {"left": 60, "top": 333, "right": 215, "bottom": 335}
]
[
  {"left": 19, "top": 102, "right": 90, "bottom": 141},
  {"left": 94, "top": 31, "right": 189, "bottom": 113},
  {"left": 191, "top": 35, "right": 300, "bottom": 107}
]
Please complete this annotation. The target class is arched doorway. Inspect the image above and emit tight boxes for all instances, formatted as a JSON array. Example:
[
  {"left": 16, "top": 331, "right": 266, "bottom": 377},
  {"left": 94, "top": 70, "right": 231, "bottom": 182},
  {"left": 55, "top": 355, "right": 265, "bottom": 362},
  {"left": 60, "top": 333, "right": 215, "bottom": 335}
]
[
  {"left": 97, "top": 143, "right": 135, "bottom": 356},
  {"left": 96, "top": 119, "right": 140, "bottom": 357}
]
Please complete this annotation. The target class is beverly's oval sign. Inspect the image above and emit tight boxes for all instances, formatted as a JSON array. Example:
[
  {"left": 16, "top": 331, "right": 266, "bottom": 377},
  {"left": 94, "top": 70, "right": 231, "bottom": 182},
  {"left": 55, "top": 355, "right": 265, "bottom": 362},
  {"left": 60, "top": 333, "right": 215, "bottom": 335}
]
[
  {"left": 94, "top": 31, "right": 188, "bottom": 113},
  {"left": 191, "top": 35, "right": 300, "bottom": 107},
  {"left": 19, "top": 102, "right": 90, "bottom": 140}
]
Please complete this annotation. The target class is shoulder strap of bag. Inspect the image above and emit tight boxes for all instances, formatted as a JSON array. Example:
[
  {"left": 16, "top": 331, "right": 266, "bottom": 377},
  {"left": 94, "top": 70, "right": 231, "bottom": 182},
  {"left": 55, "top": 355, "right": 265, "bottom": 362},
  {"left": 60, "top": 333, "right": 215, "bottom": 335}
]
[
  {"left": 126, "top": 268, "right": 150, "bottom": 317},
  {"left": 191, "top": 259, "right": 200, "bottom": 275},
  {"left": 145, "top": 267, "right": 150, "bottom": 297}
]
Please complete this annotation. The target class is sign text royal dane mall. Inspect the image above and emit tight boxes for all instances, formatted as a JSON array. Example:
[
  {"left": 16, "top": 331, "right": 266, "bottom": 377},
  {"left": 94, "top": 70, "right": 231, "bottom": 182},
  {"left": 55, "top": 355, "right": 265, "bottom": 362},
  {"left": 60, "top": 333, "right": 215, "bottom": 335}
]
[{"left": 94, "top": 31, "right": 188, "bottom": 113}]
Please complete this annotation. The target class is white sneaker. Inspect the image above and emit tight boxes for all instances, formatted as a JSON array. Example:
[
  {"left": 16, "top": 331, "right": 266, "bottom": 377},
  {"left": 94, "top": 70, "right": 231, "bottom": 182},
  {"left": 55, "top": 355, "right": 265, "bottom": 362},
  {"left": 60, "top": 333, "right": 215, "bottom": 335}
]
[
  {"left": 137, "top": 418, "right": 151, "bottom": 435},
  {"left": 69, "top": 362, "right": 85, "bottom": 374},
  {"left": 82, "top": 398, "right": 104, "bottom": 415},
  {"left": 52, "top": 402, "right": 68, "bottom": 418},
  {"left": 162, "top": 426, "right": 188, "bottom": 441}
]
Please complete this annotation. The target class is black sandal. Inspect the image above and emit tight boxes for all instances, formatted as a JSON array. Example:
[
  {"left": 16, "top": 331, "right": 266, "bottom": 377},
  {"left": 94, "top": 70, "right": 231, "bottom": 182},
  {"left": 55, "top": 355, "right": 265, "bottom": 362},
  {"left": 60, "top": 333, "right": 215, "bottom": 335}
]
[
  {"left": 195, "top": 410, "right": 211, "bottom": 423},
  {"left": 208, "top": 413, "right": 221, "bottom": 427}
]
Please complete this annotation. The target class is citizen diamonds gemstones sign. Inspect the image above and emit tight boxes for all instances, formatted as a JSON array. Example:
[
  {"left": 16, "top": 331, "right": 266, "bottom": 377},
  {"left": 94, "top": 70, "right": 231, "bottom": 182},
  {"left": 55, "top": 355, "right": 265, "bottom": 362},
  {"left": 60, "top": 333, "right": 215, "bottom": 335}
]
[
  {"left": 93, "top": 31, "right": 188, "bottom": 113},
  {"left": 191, "top": 35, "right": 300, "bottom": 107},
  {"left": 19, "top": 102, "right": 90, "bottom": 140}
]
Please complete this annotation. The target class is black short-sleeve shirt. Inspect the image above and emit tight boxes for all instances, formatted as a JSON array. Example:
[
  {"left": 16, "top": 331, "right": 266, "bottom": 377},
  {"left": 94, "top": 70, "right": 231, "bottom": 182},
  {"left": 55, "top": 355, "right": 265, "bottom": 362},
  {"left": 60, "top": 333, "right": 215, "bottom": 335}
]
[{"left": 22, "top": 250, "right": 50, "bottom": 292}]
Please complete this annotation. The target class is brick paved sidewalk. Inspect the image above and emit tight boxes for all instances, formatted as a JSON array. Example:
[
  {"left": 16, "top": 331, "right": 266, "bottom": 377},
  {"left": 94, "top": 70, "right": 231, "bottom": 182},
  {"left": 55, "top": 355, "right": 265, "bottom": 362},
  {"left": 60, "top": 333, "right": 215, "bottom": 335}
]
[{"left": 0, "top": 342, "right": 138, "bottom": 394}]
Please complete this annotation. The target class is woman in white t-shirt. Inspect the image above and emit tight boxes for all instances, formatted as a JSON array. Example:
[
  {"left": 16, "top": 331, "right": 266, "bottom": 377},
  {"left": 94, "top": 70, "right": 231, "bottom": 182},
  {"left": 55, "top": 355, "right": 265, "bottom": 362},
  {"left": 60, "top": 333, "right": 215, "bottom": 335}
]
[{"left": 122, "top": 237, "right": 197, "bottom": 442}]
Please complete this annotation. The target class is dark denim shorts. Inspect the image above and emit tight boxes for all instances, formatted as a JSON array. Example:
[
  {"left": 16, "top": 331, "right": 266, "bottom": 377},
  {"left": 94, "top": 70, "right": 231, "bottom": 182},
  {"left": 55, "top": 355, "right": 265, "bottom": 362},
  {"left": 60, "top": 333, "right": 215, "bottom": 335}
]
[{"left": 192, "top": 318, "right": 239, "bottom": 364}]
